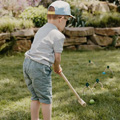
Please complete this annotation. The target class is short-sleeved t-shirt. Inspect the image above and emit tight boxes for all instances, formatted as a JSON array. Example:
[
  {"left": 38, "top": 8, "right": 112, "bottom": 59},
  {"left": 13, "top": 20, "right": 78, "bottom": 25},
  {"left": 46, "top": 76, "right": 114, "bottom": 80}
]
[{"left": 25, "top": 23, "right": 65, "bottom": 67}]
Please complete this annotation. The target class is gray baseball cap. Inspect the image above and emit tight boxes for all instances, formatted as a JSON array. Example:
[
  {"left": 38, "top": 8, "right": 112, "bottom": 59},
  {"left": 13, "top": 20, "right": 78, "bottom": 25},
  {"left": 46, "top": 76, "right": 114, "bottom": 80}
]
[{"left": 48, "top": 1, "right": 75, "bottom": 18}]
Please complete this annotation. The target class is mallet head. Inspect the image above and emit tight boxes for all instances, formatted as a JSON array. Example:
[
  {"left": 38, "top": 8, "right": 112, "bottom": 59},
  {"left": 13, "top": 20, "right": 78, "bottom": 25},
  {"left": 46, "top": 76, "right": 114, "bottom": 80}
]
[{"left": 78, "top": 100, "right": 86, "bottom": 107}]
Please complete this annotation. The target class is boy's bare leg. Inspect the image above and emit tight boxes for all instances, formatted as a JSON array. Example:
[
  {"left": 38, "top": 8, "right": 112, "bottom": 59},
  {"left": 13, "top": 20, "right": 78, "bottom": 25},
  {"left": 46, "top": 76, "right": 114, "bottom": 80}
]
[
  {"left": 31, "top": 100, "right": 40, "bottom": 120},
  {"left": 42, "top": 103, "right": 52, "bottom": 120}
]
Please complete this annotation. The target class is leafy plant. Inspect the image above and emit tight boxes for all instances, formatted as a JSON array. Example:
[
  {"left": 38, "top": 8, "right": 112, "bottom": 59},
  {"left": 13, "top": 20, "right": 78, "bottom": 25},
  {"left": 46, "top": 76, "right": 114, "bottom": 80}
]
[
  {"left": 84, "top": 12, "right": 120, "bottom": 27},
  {"left": 19, "top": 6, "right": 47, "bottom": 27},
  {"left": 0, "top": 17, "right": 34, "bottom": 33},
  {"left": 67, "top": 8, "right": 85, "bottom": 27},
  {"left": 111, "top": 35, "right": 119, "bottom": 46}
]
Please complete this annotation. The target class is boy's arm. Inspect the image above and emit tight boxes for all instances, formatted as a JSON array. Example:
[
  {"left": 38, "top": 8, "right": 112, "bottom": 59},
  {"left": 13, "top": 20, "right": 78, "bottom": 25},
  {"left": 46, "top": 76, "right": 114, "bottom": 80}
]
[{"left": 53, "top": 53, "right": 62, "bottom": 74}]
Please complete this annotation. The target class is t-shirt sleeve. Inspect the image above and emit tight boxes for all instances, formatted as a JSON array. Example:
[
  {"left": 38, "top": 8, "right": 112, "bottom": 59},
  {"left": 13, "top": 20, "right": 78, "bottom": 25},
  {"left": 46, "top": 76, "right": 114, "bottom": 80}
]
[{"left": 53, "top": 38, "right": 65, "bottom": 53}]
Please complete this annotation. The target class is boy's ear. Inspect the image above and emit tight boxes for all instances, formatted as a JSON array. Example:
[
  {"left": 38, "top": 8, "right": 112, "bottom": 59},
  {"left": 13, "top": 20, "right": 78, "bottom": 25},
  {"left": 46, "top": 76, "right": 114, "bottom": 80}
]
[
  {"left": 59, "top": 16, "right": 64, "bottom": 23},
  {"left": 58, "top": 18, "right": 61, "bottom": 23}
]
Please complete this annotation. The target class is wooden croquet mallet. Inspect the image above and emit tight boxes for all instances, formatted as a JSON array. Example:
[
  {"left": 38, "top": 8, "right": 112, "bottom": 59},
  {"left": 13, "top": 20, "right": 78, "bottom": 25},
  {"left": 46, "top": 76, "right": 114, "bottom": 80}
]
[{"left": 60, "top": 72, "right": 86, "bottom": 107}]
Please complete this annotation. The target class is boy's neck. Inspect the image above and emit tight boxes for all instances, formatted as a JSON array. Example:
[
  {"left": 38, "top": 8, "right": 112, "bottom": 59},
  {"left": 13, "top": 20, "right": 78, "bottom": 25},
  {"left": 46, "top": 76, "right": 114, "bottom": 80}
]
[{"left": 48, "top": 19, "right": 60, "bottom": 31}]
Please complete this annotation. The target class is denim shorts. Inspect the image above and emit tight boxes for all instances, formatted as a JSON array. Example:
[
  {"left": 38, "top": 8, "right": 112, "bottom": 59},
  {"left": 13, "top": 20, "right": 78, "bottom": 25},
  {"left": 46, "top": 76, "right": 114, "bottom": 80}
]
[{"left": 23, "top": 58, "right": 52, "bottom": 104}]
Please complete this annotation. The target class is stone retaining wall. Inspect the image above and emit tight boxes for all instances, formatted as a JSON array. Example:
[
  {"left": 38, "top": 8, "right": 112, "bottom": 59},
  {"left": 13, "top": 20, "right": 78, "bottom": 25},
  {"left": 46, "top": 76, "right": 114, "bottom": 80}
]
[
  {"left": 0, "top": 27, "right": 120, "bottom": 53},
  {"left": 63, "top": 27, "right": 120, "bottom": 50}
]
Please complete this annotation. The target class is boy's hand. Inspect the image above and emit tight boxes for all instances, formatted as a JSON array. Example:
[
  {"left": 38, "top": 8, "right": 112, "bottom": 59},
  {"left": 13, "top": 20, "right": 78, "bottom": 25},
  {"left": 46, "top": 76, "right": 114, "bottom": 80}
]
[{"left": 53, "top": 65, "right": 62, "bottom": 74}]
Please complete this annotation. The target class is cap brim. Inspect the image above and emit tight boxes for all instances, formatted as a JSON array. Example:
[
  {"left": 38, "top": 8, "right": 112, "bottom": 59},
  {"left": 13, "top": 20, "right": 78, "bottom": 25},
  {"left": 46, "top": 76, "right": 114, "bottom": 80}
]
[{"left": 70, "top": 15, "right": 76, "bottom": 19}]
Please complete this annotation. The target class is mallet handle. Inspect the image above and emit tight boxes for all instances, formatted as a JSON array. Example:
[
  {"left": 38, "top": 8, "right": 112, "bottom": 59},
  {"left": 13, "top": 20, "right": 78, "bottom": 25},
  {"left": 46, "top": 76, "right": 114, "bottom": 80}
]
[{"left": 60, "top": 72, "right": 86, "bottom": 107}]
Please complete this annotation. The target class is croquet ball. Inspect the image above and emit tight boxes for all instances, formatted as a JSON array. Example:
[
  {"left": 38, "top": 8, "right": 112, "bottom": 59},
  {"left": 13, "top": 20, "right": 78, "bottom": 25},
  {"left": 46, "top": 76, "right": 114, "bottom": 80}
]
[
  {"left": 102, "top": 72, "right": 106, "bottom": 74},
  {"left": 89, "top": 99, "right": 95, "bottom": 104}
]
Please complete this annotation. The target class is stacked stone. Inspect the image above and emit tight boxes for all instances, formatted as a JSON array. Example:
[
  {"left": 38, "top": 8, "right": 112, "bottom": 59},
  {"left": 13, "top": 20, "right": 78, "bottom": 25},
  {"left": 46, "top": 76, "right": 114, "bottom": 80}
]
[
  {"left": 1, "top": 27, "right": 120, "bottom": 52},
  {"left": 0, "top": 33, "right": 10, "bottom": 47},
  {"left": 0, "top": 29, "right": 34, "bottom": 52},
  {"left": 11, "top": 29, "right": 34, "bottom": 52},
  {"left": 63, "top": 27, "right": 120, "bottom": 50}
]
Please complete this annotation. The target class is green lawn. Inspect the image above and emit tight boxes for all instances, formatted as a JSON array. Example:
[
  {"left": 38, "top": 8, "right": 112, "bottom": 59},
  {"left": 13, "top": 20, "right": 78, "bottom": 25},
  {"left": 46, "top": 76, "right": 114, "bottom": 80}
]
[{"left": 0, "top": 50, "right": 120, "bottom": 120}]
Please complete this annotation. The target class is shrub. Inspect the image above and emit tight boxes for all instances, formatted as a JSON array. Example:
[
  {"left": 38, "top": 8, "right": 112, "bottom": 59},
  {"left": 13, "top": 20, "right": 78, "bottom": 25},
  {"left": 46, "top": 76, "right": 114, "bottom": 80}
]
[
  {"left": 83, "top": 12, "right": 120, "bottom": 28},
  {"left": 0, "top": 17, "right": 34, "bottom": 33},
  {"left": 19, "top": 6, "right": 47, "bottom": 27}
]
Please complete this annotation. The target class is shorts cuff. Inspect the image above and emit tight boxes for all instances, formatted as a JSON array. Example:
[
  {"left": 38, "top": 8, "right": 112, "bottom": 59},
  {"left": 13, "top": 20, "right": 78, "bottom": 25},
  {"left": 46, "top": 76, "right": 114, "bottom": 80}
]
[
  {"left": 31, "top": 97, "right": 39, "bottom": 101},
  {"left": 39, "top": 99, "right": 52, "bottom": 104}
]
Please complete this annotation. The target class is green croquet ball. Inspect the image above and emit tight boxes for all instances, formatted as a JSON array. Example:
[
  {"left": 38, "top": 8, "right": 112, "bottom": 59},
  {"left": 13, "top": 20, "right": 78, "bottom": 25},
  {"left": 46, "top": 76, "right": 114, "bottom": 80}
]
[{"left": 89, "top": 99, "right": 95, "bottom": 104}]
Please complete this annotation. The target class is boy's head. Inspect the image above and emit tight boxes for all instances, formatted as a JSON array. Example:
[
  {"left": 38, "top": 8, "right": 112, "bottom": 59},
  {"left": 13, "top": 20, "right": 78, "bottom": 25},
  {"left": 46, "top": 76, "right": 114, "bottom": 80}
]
[{"left": 47, "top": 1, "right": 75, "bottom": 31}]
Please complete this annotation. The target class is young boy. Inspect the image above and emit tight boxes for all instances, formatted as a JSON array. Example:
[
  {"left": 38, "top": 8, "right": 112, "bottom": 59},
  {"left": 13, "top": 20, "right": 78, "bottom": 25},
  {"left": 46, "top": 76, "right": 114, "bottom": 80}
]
[{"left": 23, "top": 1, "right": 74, "bottom": 120}]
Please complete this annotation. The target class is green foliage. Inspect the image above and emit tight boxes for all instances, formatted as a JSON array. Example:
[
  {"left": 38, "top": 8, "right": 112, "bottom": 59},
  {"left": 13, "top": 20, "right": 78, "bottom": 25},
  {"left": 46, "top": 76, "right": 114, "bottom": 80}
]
[
  {"left": 65, "top": 0, "right": 120, "bottom": 27},
  {"left": 0, "top": 17, "right": 34, "bottom": 33},
  {"left": 19, "top": 6, "right": 47, "bottom": 27},
  {"left": 0, "top": 42, "right": 12, "bottom": 53},
  {"left": 111, "top": 35, "right": 119, "bottom": 46},
  {"left": 0, "top": 36, "right": 16, "bottom": 54},
  {"left": 84, "top": 12, "right": 120, "bottom": 28},
  {"left": 65, "top": 0, "right": 87, "bottom": 28},
  {"left": 67, "top": 8, "right": 85, "bottom": 27}
]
